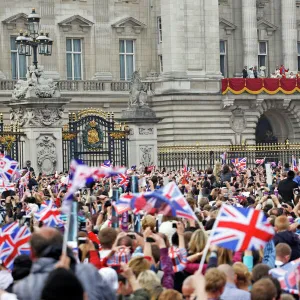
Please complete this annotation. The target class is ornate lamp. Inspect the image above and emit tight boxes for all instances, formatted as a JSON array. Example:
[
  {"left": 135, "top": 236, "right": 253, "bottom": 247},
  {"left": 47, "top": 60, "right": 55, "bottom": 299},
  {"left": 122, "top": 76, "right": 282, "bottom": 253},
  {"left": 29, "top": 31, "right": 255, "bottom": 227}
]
[
  {"left": 24, "top": 33, "right": 33, "bottom": 56},
  {"left": 36, "top": 32, "right": 48, "bottom": 55},
  {"left": 45, "top": 33, "right": 53, "bottom": 56},
  {"left": 15, "top": 32, "right": 27, "bottom": 55},
  {"left": 27, "top": 8, "right": 40, "bottom": 36}
]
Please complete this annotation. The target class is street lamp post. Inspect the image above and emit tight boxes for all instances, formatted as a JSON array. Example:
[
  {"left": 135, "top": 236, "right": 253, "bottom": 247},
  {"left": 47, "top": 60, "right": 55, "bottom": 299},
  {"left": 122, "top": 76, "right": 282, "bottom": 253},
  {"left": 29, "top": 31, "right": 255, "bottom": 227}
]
[{"left": 15, "top": 8, "right": 53, "bottom": 69}]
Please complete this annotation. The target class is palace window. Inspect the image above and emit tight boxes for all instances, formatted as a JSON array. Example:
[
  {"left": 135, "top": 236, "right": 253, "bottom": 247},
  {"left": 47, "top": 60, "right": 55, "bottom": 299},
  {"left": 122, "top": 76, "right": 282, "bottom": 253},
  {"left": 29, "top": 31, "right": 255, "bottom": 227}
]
[
  {"left": 119, "top": 40, "right": 135, "bottom": 81},
  {"left": 220, "top": 40, "right": 227, "bottom": 77},
  {"left": 157, "top": 17, "right": 162, "bottom": 43},
  {"left": 10, "top": 37, "right": 27, "bottom": 80},
  {"left": 66, "top": 38, "right": 82, "bottom": 80},
  {"left": 159, "top": 55, "right": 163, "bottom": 73},
  {"left": 258, "top": 41, "right": 268, "bottom": 71}
]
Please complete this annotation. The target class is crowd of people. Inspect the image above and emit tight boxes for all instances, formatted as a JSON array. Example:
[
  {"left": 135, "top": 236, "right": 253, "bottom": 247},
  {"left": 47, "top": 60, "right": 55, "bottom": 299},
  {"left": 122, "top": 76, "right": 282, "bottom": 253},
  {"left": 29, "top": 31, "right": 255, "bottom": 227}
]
[
  {"left": 242, "top": 64, "right": 300, "bottom": 79},
  {"left": 1, "top": 159, "right": 300, "bottom": 300}
]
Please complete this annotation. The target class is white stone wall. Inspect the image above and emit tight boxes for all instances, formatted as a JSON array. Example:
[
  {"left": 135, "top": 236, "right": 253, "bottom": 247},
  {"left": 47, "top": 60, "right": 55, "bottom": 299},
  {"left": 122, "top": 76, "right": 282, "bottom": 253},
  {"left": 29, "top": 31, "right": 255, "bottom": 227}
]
[{"left": 1, "top": 0, "right": 300, "bottom": 147}]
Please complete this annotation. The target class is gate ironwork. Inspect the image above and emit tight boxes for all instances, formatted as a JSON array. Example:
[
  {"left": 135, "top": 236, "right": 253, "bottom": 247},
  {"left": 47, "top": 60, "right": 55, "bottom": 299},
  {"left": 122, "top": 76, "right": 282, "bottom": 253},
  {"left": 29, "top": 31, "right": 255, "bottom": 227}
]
[
  {"left": 0, "top": 113, "right": 25, "bottom": 165},
  {"left": 62, "top": 109, "right": 128, "bottom": 171},
  {"left": 158, "top": 141, "right": 300, "bottom": 170}
]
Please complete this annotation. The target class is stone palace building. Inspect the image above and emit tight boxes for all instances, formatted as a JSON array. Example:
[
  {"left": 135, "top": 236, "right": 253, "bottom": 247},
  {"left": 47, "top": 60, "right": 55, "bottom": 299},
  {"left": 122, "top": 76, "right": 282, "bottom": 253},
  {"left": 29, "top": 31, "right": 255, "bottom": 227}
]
[{"left": 1, "top": 0, "right": 300, "bottom": 147}]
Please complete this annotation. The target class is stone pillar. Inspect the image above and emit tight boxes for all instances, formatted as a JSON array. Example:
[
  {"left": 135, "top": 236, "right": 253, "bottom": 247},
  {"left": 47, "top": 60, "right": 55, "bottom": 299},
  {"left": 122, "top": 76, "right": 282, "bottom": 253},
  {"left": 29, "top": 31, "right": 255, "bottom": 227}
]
[
  {"left": 8, "top": 98, "right": 70, "bottom": 175},
  {"left": 126, "top": 123, "right": 159, "bottom": 168},
  {"left": 161, "top": 0, "right": 187, "bottom": 78},
  {"left": 204, "top": 0, "right": 222, "bottom": 78},
  {"left": 121, "top": 107, "right": 161, "bottom": 168},
  {"left": 281, "top": 0, "right": 298, "bottom": 71},
  {"left": 242, "top": 0, "right": 258, "bottom": 69}
]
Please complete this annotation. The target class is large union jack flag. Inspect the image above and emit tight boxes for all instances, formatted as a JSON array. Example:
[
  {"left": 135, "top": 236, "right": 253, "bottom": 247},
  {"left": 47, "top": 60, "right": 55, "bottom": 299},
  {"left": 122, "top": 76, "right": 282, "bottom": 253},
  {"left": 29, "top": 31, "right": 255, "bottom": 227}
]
[
  {"left": 210, "top": 205, "right": 274, "bottom": 251},
  {"left": 0, "top": 223, "right": 31, "bottom": 269},
  {"left": 231, "top": 157, "right": 247, "bottom": 170},
  {"left": 0, "top": 156, "right": 18, "bottom": 182},
  {"left": 34, "top": 199, "right": 64, "bottom": 227}
]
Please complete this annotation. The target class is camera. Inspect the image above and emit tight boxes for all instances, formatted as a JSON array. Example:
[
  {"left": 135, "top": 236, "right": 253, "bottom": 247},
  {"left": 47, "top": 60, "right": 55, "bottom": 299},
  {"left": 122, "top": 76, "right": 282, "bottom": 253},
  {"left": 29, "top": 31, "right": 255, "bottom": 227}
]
[{"left": 294, "top": 188, "right": 300, "bottom": 196}]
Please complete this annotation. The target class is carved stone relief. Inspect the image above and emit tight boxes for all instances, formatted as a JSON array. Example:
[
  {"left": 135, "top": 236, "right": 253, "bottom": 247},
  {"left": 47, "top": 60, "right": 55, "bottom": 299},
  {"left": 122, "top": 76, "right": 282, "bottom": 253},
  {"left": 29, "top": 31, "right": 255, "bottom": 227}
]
[
  {"left": 10, "top": 106, "right": 64, "bottom": 127},
  {"left": 139, "top": 145, "right": 154, "bottom": 166},
  {"left": 139, "top": 128, "right": 154, "bottom": 135},
  {"left": 230, "top": 107, "right": 247, "bottom": 133},
  {"left": 36, "top": 135, "right": 57, "bottom": 175}
]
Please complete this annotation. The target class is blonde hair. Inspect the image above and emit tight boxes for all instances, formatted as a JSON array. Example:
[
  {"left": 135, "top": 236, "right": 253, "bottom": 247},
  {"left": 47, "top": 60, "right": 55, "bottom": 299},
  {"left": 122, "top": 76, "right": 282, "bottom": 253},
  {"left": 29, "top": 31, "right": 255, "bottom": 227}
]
[
  {"left": 205, "top": 268, "right": 226, "bottom": 293},
  {"left": 138, "top": 270, "right": 161, "bottom": 298},
  {"left": 141, "top": 215, "right": 156, "bottom": 231},
  {"left": 158, "top": 289, "right": 182, "bottom": 300},
  {"left": 128, "top": 256, "right": 151, "bottom": 277},
  {"left": 188, "top": 229, "right": 207, "bottom": 254},
  {"left": 233, "top": 262, "right": 251, "bottom": 290}
]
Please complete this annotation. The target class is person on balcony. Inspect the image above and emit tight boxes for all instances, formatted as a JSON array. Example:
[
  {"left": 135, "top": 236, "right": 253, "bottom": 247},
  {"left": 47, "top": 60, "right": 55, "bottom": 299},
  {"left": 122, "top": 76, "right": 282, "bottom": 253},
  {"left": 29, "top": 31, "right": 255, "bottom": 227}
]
[
  {"left": 253, "top": 66, "right": 258, "bottom": 78},
  {"left": 258, "top": 66, "right": 266, "bottom": 78},
  {"left": 242, "top": 66, "right": 248, "bottom": 78},
  {"left": 248, "top": 67, "right": 254, "bottom": 78},
  {"left": 280, "top": 65, "right": 289, "bottom": 76},
  {"left": 289, "top": 72, "right": 296, "bottom": 79}
]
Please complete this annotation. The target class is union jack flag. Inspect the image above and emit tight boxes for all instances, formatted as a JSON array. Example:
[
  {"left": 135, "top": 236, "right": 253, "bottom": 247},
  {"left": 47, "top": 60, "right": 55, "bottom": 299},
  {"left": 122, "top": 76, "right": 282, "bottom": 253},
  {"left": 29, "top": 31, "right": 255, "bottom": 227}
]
[
  {"left": 101, "top": 160, "right": 111, "bottom": 168},
  {"left": 19, "top": 171, "right": 30, "bottom": 187},
  {"left": 34, "top": 199, "right": 64, "bottom": 227},
  {"left": 183, "top": 159, "right": 188, "bottom": 173},
  {"left": 210, "top": 205, "right": 274, "bottom": 251},
  {"left": 168, "top": 247, "right": 187, "bottom": 273},
  {"left": 292, "top": 155, "right": 298, "bottom": 172},
  {"left": 0, "top": 222, "right": 19, "bottom": 252},
  {"left": 220, "top": 152, "right": 227, "bottom": 165},
  {"left": 106, "top": 246, "right": 131, "bottom": 266},
  {"left": 0, "top": 181, "right": 15, "bottom": 194},
  {"left": 231, "top": 157, "right": 247, "bottom": 170},
  {"left": 269, "top": 258, "right": 300, "bottom": 295},
  {"left": 255, "top": 158, "right": 265, "bottom": 165},
  {"left": 0, "top": 223, "right": 31, "bottom": 269},
  {"left": 117, "top": 173, "right": 129, "bottom": 187},
  {"left": 0, "top": 156, "right": 18, "bottom": 182},
  {"left": 115, "top": 182, "right": 198, "bottom": 221}
]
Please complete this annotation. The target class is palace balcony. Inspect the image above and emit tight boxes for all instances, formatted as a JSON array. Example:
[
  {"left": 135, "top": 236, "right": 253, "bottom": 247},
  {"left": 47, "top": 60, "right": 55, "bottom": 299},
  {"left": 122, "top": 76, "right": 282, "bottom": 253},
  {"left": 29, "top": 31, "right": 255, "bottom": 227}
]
[{"left": 222, "top": 78, "right": 300, "bottom": 95}]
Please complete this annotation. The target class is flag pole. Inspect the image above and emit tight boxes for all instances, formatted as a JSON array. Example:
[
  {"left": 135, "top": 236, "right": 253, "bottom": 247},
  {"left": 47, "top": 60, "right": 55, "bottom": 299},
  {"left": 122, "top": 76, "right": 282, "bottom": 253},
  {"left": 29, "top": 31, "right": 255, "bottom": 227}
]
[{"left": 198, "top": 208, "right": 220, "bottom": 272}]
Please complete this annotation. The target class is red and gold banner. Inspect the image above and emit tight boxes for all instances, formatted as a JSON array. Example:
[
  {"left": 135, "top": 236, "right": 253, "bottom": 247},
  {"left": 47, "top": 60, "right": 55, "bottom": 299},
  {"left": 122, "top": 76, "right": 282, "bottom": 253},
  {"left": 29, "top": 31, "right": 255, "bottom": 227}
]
[{"left": 222, "top": 78, "right": 300, "bottom": 95}]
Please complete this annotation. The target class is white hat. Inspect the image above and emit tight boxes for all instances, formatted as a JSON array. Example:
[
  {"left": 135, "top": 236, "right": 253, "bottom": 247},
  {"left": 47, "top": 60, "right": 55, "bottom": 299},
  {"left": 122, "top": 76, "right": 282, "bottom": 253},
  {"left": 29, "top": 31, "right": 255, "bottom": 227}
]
[{"left": 98, "top": 267, "right": 118, "bottom": 292}]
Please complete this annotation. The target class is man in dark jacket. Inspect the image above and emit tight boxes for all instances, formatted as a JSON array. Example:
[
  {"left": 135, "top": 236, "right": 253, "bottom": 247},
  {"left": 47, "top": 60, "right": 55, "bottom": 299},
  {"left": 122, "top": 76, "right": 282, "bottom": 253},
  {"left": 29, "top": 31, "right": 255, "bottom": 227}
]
[
  {"left": 278, "top": 170, "right": 297, "bottom": 204},
  {"left": 273, "top": 216, "right": 300, "bottom": 261},
  {"left": 242, "top": 66, "right": 248, "bottom": 78}
]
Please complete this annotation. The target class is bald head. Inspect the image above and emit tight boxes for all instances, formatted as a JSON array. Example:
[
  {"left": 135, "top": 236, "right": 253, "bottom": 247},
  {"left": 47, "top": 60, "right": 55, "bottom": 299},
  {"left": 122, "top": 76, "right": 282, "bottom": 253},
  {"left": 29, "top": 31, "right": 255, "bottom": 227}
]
[
  {"left": 182, "top": 276, "right": 195, "bottom": 298},
  {"left": 30, "top": 227, "right": 63, "bottom": 259},
  {"left": 217, "top": 264, "right": 235, "bottom": 283}
]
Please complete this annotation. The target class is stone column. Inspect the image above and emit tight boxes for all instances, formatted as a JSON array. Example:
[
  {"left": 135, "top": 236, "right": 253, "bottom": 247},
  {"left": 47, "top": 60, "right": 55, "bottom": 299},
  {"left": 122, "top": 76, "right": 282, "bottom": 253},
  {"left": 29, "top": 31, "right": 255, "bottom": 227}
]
[
  {"left": 204, "top": 0, "right": 222, "bottom": 78},
  {"left": 242, "top": 0, "right": 258, "bottom": 69},
  {"left": 281, "top": 0, "right": 298, "bottom": 71},
  {"left": 161, "top": 0, "right": 187, "bottom": 78}
]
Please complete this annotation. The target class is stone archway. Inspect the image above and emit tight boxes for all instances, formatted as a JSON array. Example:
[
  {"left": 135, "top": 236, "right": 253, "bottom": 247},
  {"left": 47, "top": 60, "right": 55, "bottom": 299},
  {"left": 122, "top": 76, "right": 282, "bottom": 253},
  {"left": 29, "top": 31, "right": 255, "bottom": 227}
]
[
  {"left": 255, "top": 100, "right": 299, "bottom": 143},
  {"left": 256, "top": 109, "right": 294, "bottom": 143}
]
